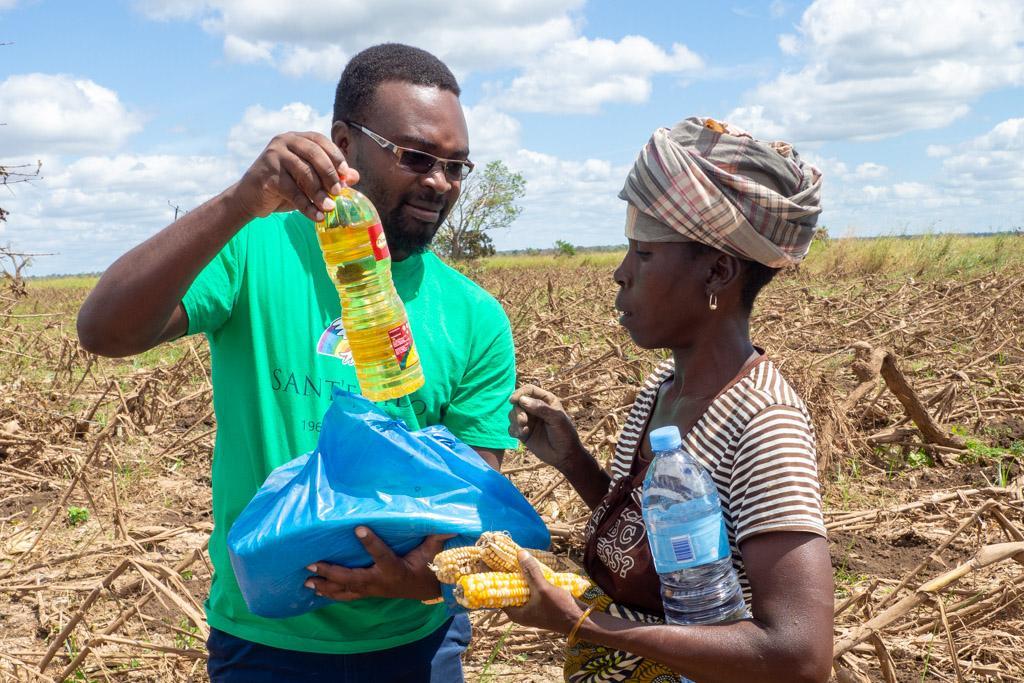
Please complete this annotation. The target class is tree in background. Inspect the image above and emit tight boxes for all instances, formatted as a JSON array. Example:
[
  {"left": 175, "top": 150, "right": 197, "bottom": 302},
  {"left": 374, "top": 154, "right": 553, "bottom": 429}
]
[
  {"left": 554, "top": 239, "right": 576, "bottom": 257},
  {"left": 434, "top": 160, "right": 525, "bottom": 261},
  {"left": 0, "top": 161, "right": 41, "bottom": 224}
]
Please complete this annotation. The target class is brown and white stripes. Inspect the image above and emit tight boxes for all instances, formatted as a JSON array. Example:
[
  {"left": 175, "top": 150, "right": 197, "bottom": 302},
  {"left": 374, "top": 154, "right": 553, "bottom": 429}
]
[{"left": 606, "top": 356, "right": 826, "bottom": 603}]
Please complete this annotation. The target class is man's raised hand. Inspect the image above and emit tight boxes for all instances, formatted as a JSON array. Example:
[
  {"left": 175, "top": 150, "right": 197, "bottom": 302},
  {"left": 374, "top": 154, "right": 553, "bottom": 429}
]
[{"left": 228, "top": 131, "right": 360, "bottom": 224}]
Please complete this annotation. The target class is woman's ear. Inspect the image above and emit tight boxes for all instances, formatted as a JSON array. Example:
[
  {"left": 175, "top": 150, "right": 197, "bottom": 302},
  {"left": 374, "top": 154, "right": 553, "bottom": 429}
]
[{"left": 706, "top": 252, "right": 742, "bottom": 293}]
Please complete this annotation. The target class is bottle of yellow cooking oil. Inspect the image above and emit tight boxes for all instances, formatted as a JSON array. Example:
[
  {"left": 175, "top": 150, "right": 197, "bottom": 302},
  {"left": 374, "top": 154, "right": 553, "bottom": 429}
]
[{"left": 315, "top": 187, "right": 424, "bottom": 401}]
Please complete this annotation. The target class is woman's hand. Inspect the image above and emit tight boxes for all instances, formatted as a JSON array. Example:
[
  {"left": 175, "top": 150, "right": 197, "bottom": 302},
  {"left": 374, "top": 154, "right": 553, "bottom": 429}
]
[
  {"left": 508, "top": 385, "right": 585, "bottom": 472},
  {"left": 503, "top": 551, "right": 585, "bottom": 634}
]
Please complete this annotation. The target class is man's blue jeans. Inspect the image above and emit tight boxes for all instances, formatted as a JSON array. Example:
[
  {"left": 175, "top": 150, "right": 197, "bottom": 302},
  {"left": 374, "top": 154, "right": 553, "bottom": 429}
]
[{"left": 206, "top": 614, "right": 471, "bottom": 682}]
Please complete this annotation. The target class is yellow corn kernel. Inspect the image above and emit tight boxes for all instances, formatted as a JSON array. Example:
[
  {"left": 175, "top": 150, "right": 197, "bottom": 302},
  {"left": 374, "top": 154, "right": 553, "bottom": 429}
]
[
  {"left": 429, "top": 545, "right": 488, "bottom": 584},
  {"left": 454, "top": 571, "right": 592, "bottom": 609},
  {"left": 525, "top": 548, "right": 564, "bottom": 571},
  {"left": 477, "top": 532, "right": 561, "bottom": 573},
  {"left": 477, "top": 531, "right": 525, "bottom": 572}
]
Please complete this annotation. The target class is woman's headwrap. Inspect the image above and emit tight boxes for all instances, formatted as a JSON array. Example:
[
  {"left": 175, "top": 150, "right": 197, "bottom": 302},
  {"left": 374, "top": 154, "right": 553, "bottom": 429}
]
[{"left": 619, "top": 117, "right": 822, "bottom": 268}]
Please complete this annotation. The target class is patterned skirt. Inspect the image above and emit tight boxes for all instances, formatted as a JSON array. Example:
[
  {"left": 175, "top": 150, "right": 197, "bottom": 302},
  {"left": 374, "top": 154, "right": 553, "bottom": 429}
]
[{"left": 563, "top": 585, "right": 682, "bottom": 683}]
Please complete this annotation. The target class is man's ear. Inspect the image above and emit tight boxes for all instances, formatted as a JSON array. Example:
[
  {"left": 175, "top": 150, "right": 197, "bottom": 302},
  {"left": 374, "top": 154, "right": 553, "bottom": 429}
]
[{"left": 331, "top": 120, "right": 351, "bottom": 155}]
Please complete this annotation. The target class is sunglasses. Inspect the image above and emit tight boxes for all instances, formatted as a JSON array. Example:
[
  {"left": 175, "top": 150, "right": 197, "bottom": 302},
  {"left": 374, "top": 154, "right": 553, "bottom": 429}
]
[{"left": 347, "top": 121, "right": 474, "bottom": 181}]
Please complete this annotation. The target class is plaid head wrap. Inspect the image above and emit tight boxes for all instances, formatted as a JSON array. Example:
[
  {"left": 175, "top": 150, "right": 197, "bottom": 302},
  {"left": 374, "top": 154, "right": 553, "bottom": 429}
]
[{"left": 619, "top": 117, "right": 822, "bottom": 267}]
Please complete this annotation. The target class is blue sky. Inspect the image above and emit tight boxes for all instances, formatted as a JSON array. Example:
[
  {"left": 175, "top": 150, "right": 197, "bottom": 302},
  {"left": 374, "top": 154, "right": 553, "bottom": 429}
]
[{"left": 1, "top": 0, "right": 1022, "bottom": 275}]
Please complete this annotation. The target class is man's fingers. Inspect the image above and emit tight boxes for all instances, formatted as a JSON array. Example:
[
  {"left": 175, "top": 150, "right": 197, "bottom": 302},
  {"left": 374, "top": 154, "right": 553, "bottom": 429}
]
[
  {"left": 420, "top": 534, "right": 456, "bottom": 557},
  {"left": 354, "top": 526, "right": 398, "bottom": 566},
  {"left": 516, "top": 396, "right": 564, "bottom": 424},
  {"left": 509, "top": 406, "right": 532, "bottom": 439},
  {"left": 288, "top": 134, "right": 344, "bottom": 199},
  {"left": 307, "top": 561, "right": 360, "bottom": 585},
  {"left": 281, "top": 150, "right": 334, "bottom": 214},
  {"left": 509, "top": 385, "right": 536, "bottom": 404},
  {"left": 278, "top": 174, "right": 324, "bottom": 223},
  {"left": 295, "top": 130, "right": 360, "bottom": 188},
  {"left": 306, "top": 577, "right": 362, "bottom": 601}
]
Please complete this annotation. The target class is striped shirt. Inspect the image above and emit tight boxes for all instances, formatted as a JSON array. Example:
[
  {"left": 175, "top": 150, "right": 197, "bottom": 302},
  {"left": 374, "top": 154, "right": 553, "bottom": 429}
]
[{"left": 585, "top": 355, "right": 826, "bottom": 605}]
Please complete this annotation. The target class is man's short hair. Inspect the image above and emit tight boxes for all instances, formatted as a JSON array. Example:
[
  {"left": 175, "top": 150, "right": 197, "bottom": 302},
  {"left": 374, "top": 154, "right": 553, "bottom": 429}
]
[{"left": 333, "top": 43, "right": 460, "bottom": 124}]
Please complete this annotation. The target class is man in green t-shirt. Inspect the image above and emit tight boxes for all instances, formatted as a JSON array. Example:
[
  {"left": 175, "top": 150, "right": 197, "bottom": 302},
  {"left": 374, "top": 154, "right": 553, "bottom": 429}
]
[{"left": 77, "top": 44, "right": 518, "bottom": 682}]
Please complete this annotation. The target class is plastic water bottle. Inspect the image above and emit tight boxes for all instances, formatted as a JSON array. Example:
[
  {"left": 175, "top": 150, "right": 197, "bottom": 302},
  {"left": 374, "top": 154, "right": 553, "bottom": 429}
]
[
  {"left": 315, "top": 187, "right": 424, "bottom": 401},
  {"left": 642, "top": 426, "right": 746, "bottom": 628}
]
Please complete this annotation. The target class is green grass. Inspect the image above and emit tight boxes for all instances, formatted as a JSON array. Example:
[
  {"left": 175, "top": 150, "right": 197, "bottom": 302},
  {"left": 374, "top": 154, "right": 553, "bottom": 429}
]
[
  {"left": 478, "top": 233, "right": 1024, "bottom": 278},
  {"left": 801, "top": 232, "right": 1024, "bottom": 279},
  {"left": 482, "top": 251, "right": 625, "bottom": 270},
  {"left": 66, "top": 506, "right": 90, "bottom": 527},
  {"left": 27, "top": 275, "right": 99, "bottom": 290}
]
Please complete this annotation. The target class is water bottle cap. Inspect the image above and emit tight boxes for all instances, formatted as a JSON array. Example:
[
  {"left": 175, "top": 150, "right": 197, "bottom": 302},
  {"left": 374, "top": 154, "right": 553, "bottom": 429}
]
[{"left": 649, "top": 426, "right": 682, "bottom": 452}]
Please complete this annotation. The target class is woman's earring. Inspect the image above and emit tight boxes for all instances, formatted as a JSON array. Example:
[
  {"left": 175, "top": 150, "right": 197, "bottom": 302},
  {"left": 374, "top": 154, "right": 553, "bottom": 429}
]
[{"left": 708, "top": 293, "right": 718, "bottom": 311}]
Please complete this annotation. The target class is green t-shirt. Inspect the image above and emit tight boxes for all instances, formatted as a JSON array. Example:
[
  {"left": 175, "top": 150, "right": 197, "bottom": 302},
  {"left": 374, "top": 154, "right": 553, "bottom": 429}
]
[{"left": 182, "top": 211, "right": 517, "bottom": 654}]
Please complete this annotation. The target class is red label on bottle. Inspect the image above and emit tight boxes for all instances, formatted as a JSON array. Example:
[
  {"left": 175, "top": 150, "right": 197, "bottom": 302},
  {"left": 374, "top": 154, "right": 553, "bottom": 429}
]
[
  {"left": 368, "top": 222, "right": 390, "bottom": 261},
  {"left": 387, "top": 322, "right": 416, "bottom": 369}
]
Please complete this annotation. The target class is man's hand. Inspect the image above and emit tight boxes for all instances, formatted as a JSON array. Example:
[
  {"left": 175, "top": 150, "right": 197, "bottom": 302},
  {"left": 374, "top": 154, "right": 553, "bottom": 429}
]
[
  {"left": 508, "top": 385, "right": 585, "bottom": 472},
  {"left": 305, "top": 526, "right": 453, "bottom": 602},
  {"left": 228, "top": 131, "right": 361, "bottom": 224}
]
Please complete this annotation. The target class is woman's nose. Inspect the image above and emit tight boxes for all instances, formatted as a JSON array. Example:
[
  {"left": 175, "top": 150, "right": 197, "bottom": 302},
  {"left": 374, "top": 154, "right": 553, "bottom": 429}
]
[{"left": 613, "top": 261, "right": 628, "bottom": 287}]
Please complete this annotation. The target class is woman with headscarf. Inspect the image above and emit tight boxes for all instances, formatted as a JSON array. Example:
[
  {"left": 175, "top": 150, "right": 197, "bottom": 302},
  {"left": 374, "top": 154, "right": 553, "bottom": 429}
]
[{"left": 505, "top": 118, "right": 833, "bottom": 683}]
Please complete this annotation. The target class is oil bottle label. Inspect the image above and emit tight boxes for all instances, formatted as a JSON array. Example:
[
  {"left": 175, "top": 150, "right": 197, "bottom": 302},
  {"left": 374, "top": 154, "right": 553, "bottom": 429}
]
[
  {"left": 387, "top": 323, "right": 417, "bottom": 370},
  {"left": 368, "top": 223, "right": 390, "bottom": 261},
  {"left": 316, "top": 318, "right": 355, "bottom": 365}
]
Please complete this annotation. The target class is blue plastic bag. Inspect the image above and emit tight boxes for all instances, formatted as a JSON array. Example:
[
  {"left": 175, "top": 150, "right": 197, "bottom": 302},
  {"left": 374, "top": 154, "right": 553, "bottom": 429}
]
[{"left": 228, "top": 389, "right": 550, "bottom": 619}]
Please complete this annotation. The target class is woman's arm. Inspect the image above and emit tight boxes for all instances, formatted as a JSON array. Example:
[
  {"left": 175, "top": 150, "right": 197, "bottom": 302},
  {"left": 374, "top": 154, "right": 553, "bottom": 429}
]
[
  {"left": 506, "top": 531, "right": 834, "bottom": 683},
  {"left": 508, "top": 385, "right": 610, "bottom": 509}
]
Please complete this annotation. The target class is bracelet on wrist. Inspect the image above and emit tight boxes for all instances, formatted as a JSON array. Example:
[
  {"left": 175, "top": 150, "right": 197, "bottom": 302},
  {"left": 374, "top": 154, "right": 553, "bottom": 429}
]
[{"left": 567, "top": 605, "right": 596, "bottom": 647}]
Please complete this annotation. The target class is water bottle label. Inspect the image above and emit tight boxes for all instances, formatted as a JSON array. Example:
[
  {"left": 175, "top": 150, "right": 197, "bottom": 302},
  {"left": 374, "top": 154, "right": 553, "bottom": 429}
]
[
  {"left": 649, "top": 514, "right": 729, "bottom": 572},
  {"left": 316, "top": 318, "right": 355, "bottom": 365},
  {"left": 368, "top": 223, "right": 390, "bottom": 261},
  {"left": 387, "top": 323, "right": 419, "bottom": 370}
]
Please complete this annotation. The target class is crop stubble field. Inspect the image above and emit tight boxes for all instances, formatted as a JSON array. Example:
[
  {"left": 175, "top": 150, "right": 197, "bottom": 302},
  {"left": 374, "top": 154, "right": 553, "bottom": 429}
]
[{"left": 1, "top": 236, "right": 1023, "bottom": 682}]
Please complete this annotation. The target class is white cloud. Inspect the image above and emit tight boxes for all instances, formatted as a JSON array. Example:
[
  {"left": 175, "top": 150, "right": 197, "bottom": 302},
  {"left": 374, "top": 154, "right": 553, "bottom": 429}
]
[
  {"left": 3, "top": 153, "right": 241, "bottom": 275},
  {"left": 723, "top": 104, "right": 786, "bottom": 140},
  {"left": 463, "top": 105, "right": 521, "bottom": 161},
  {"left": 487, "top": 148, "right": 631, "bottom": 250},
  {"left": 853, "top": 162, "right": 888, "bottom": 180},
  {"left": 277, "top": 45, "right": 349, "bottom": 81},
  {"left": 728, "top": 0, "right": 1024, "bottom": 142},
  {"left": 226, "top": 102, "right": 332, "bottom": 160},
  {"left": 0, "top": 73, "right": 145, "bottom": 157},
  {"left": 493, "top": 36, "right": 702, "bottom": 114},
  {"left": 134, "top": 0, "right": 584, "bottom": 78},
  {"left": 132, "top": 2, "right": 700, "bottom": 117},
  {"left": 132, "top": 2, "right": 699, "bottom": 116},
  {"left": 778, "top": 33, "right": 799, "bottom": 55},
  {"left": 809, "top": 119, "right": 1024, "bottom": 236},
  {"left": 133, "top": 0, "right": 207, "bottom": 20},
  {"left": 941, "top": 117, "right": 1024, "bottom": 190},
  {"left": 223, "top": 34, "right": 273, "bottom": 64}
]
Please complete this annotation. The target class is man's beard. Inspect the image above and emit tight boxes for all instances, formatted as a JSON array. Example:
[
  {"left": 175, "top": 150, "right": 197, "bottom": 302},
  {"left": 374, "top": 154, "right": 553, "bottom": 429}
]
[{"left": 382, "top": 204, "right": 444, "bottom": 256}]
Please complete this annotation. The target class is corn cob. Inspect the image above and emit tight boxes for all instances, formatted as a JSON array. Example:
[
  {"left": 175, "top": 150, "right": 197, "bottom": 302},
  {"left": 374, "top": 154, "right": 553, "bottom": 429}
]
[
  {"left": 476, "top": 531, "right": 519, "bottom": 571},
  {"left": 429, "top": 545, "right": 489, "bottom": 584},
  {"left": 477, "top": 531, "right": 562, "bottom": 573},
  {"left": 454, "top": 570, "right": 592, "bottom": 609},
  {"left": 523, "top": 548, "right": 564, "bottom": 571}
]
